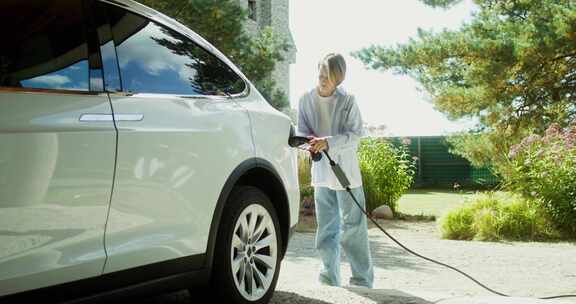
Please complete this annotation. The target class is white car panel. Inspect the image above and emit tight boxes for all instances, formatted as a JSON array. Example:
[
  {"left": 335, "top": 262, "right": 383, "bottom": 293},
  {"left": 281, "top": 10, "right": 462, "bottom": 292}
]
[
  {"left": 103, "top": 94, "right": 255, "bottom": 273},
  {"left": 0, "top": 92, "right": 115, "bottom": 295},
  {"left": 236, "top": 89, "right": 301, "bottom": 229},
  {"left": 0, "top": 0, "right": 301, "bottom": 298}
]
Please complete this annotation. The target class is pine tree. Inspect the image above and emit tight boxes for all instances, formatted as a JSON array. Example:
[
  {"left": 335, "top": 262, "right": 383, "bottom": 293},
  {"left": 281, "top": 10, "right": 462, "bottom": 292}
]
[{"left": 354, "top": 0, "right": 576, "bottom": 169}]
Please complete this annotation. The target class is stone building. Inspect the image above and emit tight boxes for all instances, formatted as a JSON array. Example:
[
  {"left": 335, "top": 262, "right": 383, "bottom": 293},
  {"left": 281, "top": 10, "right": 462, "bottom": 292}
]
[{"left": 238, "top": 0, "right": 296, "bottom": 103}]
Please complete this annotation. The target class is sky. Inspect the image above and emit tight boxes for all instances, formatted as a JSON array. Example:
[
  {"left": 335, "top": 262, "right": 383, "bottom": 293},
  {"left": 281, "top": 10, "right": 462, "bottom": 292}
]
[{"left": 289, "top": 0, "right": 479, "bottom": 136}]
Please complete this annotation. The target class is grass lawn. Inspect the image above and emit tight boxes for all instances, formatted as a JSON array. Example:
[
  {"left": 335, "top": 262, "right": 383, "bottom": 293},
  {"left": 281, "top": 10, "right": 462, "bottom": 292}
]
[
  {"left": 396, "top": 189, "right": 476, "bottom": 218},
  {"left": 296, "top": 189, "right": 486, "bottom": 232}
]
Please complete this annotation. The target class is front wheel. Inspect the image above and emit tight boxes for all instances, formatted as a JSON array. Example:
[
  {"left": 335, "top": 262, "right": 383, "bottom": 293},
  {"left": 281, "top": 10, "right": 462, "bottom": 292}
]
[{"left": 212, "top": 186, "right": 282, "bottom": 304}]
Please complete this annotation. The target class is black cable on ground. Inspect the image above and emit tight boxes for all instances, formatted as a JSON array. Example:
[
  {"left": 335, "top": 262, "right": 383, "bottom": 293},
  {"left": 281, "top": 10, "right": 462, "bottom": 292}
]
[
  {"left": 342, "top": 184, "right": 576, "bottom": 300},
  {"left": 294, "top": 137, "right": 575, "bottom": 300}
]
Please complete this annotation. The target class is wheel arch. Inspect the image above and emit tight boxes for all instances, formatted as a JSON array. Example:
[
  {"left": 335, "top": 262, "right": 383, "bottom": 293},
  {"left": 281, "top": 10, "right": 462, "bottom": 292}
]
[{"left": 205, "top": 158, "right": 291, "bottom": 272}]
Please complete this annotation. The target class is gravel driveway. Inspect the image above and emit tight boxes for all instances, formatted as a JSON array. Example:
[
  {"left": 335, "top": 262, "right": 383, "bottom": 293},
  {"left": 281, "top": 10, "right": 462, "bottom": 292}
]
[
  {"left": 130, "top": 220, "right": 576, "bottom": 304},
  {"left": 273, "top": 221, "right": 576, "bottom": 304}
]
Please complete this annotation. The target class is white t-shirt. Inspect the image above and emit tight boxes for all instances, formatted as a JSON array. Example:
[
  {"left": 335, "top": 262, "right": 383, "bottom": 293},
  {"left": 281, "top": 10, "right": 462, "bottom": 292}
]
[{"left": 315, "top": 91, "right": 337, "bottom": 137}]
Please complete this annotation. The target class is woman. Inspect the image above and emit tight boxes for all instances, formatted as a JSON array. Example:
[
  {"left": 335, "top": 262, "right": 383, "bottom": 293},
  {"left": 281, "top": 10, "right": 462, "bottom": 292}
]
[{"left": 297, "top": 53, "right": 374, "bottom": 288}]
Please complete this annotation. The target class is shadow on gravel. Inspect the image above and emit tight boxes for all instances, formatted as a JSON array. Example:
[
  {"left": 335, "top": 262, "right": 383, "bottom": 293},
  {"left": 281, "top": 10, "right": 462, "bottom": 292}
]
[
  {"left": 105, "top": 289, "right": 335, "bottom": 304},
  {"left": 346, "top": 287, "right": 433, "bottom": 304},
  {"left": 367, "top": 237, "right": 439, "bottom": 273},
  {"left": 284, "top": 232, "right": 439, "bottom": 273},
  {"left": 103, "top": 290, "right": 192, "bottom": 304},
  {"left": 270, "top": 291, "right": 333, "bottom": 304}
]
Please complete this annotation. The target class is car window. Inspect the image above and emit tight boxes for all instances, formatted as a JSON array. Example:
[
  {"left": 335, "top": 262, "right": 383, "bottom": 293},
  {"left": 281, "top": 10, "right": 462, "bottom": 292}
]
[
  {"left": 105, "top": 4, "right": 246, "bottom": 96},
  {"left": 0, "top": 0, "right": 90, "bottom": 91}
]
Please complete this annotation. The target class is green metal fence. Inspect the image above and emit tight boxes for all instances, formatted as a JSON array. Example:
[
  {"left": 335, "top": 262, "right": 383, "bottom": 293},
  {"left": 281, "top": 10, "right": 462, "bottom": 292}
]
[{"left": 386, "top": 136, "right": 499, "bottom": 189}]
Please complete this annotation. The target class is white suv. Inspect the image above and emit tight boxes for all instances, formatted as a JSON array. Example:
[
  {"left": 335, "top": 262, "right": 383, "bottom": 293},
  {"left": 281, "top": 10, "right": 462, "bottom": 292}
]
[{"left": 0, "top": 0, "right": 299, "bottom": 303}]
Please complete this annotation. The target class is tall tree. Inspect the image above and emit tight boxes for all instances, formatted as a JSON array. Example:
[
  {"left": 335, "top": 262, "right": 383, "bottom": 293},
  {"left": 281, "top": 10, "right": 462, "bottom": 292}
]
[
  {"left": 139, "top": 0, "right": 290, "bottom": 111},
  {"left": 353, "top": 0, "right": 576, "bottom": 168}
]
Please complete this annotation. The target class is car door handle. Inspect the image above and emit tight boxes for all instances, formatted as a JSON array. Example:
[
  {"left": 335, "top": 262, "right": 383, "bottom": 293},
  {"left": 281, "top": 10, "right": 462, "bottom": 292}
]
[
  {"left": 80, "top": 114, "right": 144, "bottom": 122},
  {"left": 114, "top": 114, "right": 144, "bottom": 121},
  {"left": 80, "top": 114, "right": 113, "bottom": 122}
]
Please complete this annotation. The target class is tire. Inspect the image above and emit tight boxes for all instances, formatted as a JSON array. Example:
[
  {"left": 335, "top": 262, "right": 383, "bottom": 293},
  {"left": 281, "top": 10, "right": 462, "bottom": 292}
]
[{"left": 211, "top": 186, "right": 282, "bottom": 304}]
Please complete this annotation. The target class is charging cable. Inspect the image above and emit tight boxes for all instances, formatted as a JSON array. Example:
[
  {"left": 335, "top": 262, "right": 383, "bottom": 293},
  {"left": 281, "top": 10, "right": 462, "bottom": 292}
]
[
  {"left": 289, "top": 135, "right": 575, "bottom": 300},
  {"left": 320, "top": 149, "right": 576, "bottom": 300}
]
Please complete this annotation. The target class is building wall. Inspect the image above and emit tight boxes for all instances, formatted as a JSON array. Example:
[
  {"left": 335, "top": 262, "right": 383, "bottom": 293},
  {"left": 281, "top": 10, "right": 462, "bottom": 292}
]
[
  {"left": 270, "top": 0, "right": 296, "bottom": 102},
  {"left": 240, "top": 0, "right": 259, "bottom": 34},
  {"left": 239, "top": 0, "right": 296, "bottom": 103}
]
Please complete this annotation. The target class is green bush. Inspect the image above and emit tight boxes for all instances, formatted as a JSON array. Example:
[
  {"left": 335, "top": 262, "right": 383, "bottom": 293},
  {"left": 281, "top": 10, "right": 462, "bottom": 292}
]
[
  {"left": 439, "top": 207, "right": 476, "bottom": 240},
  {"left": 298, "top": 151, "right": 311, "bottom": 186},
  {"left": 358, "top": 138, "right": 416, "bottom": 213},
  {"left": 297, "top": 138, "right": 415, "bottom": 213},
  {"left": 441, "top": 192, "right": 559, "bottom": 241},
  {"left": 503, "top": 123, "right": 576, "bottom": 235},
  {"left": 297, "top": 151, "right": 313, "bottom": 201}
]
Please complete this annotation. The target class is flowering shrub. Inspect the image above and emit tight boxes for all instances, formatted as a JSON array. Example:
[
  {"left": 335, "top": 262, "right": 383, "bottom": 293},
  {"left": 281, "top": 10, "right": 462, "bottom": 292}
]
[
  {"left": 504, "top": 123, "right": 576, "bottom": 234},
  {"left": 358, "top": 138, "right": 416, "bottom": 213}
]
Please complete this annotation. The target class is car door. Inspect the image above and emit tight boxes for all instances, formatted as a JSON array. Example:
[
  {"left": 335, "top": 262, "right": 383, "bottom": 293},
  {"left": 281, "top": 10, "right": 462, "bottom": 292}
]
[
  {"left": 0, "top": 0, "right": 116, "bottom": 296},
  {"left": 95, "top": 2, "right": 255, "bottom": 273}
]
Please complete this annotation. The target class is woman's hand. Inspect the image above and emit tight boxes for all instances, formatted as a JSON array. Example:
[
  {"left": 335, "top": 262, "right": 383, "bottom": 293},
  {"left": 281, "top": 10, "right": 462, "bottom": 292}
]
[{"left": 308, "top": 136, "right": 329, "bottom": 153}]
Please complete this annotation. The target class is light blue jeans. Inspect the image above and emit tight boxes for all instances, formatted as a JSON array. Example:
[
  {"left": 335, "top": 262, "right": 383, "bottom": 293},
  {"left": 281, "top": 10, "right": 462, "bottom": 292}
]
[{"left": 314, "top": 186, "right": 374, "bottom": 288}]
